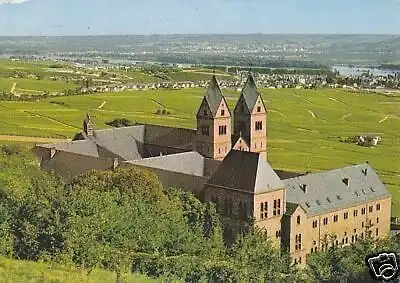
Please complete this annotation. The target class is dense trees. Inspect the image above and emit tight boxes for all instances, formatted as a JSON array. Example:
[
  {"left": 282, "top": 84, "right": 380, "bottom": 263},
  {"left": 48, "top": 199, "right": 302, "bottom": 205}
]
[{"left": 0, "top": 146, "right": 398, "bottom": 282}]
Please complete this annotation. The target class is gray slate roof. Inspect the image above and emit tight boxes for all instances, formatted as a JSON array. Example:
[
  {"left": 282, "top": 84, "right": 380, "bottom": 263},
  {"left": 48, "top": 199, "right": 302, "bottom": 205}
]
[
  {"left": 39, "top": 140, "right": 99, "bottom": 158},
  {"left": 283, "top": 163, "right": 391, "bottom": 217},
  {"left": 44, "top": 122, "right": 196, "bottom": 161},
  {"left": 87, "top": 126, "right": 145, "bottom": 160},
  {"left": 206, "top": 150, "right": 284, "bottom": 194},
  {"left": 204, "top": 75, "right": 224, "bottom": 117},
  {"left": 241, "top": 74, "right": 262, "bottom": 112},
  {"left": 125, "top": 151, "right": 207, "bottom": 177}
]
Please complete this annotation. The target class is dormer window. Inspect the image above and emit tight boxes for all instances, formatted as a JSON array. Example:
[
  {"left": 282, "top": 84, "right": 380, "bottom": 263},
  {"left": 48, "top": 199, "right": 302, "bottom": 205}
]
[
  {"left": 221, "top": 109, "right": 225, "bottom": 116},
  {"left": 257, "top": 106, "right": 261, "bottom": 112}
]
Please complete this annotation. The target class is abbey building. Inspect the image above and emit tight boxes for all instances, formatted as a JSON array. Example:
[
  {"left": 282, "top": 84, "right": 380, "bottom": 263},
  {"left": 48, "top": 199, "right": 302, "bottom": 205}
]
[{"left": 34, "top": 74, "right": 392, "bottom": 265}]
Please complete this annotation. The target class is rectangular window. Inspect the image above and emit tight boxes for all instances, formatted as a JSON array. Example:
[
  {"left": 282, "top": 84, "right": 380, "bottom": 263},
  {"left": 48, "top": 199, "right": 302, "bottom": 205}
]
[
  {"left": 376, "top": 203, "right": 381, "bottom": 211},
  {"left": 312, "top": 220, "right": 318, "bottom": 228},
  {"left": 273, "top": 199, "right": 281, "bottom": 216},
  {"left": 221, "top": 109, "right": 225, "bottom": 116},
  {"left": 361, "top": 208, "right": 366, "bottom": 215},
  {"left": 323, "top": 217, "right": 328, "bottom": 225},
  {"left": 376, "top": 228, "right": 379, "bottom": 236},
  {"left": 257, "top": 106, "right": 261, "bottom": 112},
  {"left": 369, "top": 206, "right": 373, "bottom": 213},
  {"left": 376, "top": 217, "right": 379, "bottom": 224},
  {"left": 333, "top": 215, "right": 338, "bottom": 222},
  {"left": 260, "top": 202, "right": 268, "bottom": 219},
  {"left": 344, "top": 212, "right": 349, "bottom": 220},
  {"left": 255, "top": 121, "right": 263, "bottom": 131},
  {"left": 218, "top": 125, "right": 227, "bottom": 136},
  {"left": 354, "top": 210, "right": 358, "bottom": 217},
  {"left": 277, "top": 199, "right": 281, "bottom": 215},
  {"left": 201, "top": 126, "right": 209, "bottom": 136},
  {"left": 295, "top": 233, "right": 302, "bottom": 250}
]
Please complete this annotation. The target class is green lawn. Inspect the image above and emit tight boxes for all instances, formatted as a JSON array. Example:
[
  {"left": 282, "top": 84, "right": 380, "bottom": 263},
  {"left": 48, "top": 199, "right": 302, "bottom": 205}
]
[
  {"left": 0, "top": 256, "right": 160, "bottom": 283},
  {"left": 0, "top": 88, "right": 399, "bottom": 215}
]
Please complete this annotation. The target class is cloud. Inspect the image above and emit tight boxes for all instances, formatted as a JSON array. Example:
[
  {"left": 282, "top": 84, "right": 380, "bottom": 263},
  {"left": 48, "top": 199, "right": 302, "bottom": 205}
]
[{"left": 0, "top": 0, "right": 29, "bottom": 4}]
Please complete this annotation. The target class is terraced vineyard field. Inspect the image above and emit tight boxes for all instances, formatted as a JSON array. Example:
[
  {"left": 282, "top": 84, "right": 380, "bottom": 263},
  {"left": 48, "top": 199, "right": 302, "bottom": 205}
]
[{"left": 0, "top": 87, "right": 399, "bottom": 215}]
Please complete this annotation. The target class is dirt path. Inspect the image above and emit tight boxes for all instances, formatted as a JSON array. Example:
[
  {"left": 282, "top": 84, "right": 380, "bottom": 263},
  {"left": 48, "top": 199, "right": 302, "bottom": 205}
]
[
  {"left": 379, "top": 116, "right": 389, "bottom": 124},
  {"left": 98, "top": 101, "right": 107, "bottom": 109},
  {"left": 10, "top": 82, "right": 16, "bottom": 93},
  {"left": 307, "top": 109, "right": 316, "bottom": 118},
  {"left": 342, "top": 114, "right": 352, "bottom": 120},
  {"left": 0, "top": 135, "right": 70, "bottom": 143}
]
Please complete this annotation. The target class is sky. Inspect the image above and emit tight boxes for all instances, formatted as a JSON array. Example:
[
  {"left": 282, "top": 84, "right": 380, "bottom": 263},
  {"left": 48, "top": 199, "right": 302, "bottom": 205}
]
[{"left": 0, "top": 0, "right": 399, "bottom": 36}]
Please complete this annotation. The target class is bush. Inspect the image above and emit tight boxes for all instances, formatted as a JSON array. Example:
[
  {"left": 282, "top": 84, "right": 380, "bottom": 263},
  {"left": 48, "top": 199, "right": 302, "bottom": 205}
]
[{"left": 105, "top": 118, "right": 134, "bottom": 128}]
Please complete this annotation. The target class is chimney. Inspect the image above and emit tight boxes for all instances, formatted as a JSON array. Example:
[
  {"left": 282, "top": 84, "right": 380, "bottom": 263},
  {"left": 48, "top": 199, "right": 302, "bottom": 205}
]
[
  {"left": 113, "top": 158, "right": 119, "bottom": 170},
  {"left": 50, "top": 147, "right": 56, "bottom": 158},
  {"left": 83, "top": 113, "right": 94, "bottom": 136},
  {"left": 300, "top": 184, "right": 307, "bottom": 193},
  {"left": 342, "top": 178, "right": 350, "bottom": 187}
]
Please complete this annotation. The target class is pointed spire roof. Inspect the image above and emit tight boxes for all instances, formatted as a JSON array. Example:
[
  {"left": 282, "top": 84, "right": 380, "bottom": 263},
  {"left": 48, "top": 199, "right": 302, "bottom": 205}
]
[
  {"left": 241, "top": 73, "right": 262, "bottom": 112},
  {"left": 206, "top": 150, "right": 284, "bottom": 194},
  {"left": 203, "top": 75, "right": 224, "bottom": 117}
]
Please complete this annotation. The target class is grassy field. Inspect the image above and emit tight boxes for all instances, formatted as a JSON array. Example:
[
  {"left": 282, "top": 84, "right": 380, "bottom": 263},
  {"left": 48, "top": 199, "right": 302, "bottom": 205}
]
[
  {"left": 0, "top": 77, "right": 77, "bottom": 94},
  {"left": 0, "top": 87, "right": 399, "bottom": 215},
  {"left": 0, "top": 256, "right": 161, "bottom": 283}
]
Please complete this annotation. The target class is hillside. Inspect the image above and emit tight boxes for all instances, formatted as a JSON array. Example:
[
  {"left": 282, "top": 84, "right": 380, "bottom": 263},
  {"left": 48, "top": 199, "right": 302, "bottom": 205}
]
[{"left": 0, "top": 88, "right": 398, "bottom": 216}]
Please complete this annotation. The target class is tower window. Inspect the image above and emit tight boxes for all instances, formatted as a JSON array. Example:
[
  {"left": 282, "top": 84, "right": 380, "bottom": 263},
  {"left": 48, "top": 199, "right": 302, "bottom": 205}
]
[
  {"left": 218, "top": 125, "right": 227, "bottom": 135},
  {"left": 255, "top": 121, "right": 263, "bottom": 131},
  {"left": 201, "top": 126, "right": 209, "bottom": 136},
  {"left": 221, "top": 109, "right": 225, "bottom": 116},
  {"left": 257, "top": 106, "right": 261, "bottom": 112}
]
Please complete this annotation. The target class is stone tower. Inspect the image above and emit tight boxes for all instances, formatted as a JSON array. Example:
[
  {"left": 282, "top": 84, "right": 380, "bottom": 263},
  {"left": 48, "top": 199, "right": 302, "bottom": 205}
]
[
  {"left": 196, "top": 76, "right": 232, "bottom": 161},
  {"left": 233, "top": 73, "right": 267, "bottom": 160},
  {"left": 83, "top": 113, "right": 94, "bottom": 136}
]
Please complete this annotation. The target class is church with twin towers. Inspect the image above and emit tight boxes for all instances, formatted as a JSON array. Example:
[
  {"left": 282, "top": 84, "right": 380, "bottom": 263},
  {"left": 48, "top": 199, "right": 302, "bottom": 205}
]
[
  {"left": 34, "top": 72, "right": 392, "bottom": 265},
  {"left": 196, "top": 73, "right": 267, "bottom": 161}
]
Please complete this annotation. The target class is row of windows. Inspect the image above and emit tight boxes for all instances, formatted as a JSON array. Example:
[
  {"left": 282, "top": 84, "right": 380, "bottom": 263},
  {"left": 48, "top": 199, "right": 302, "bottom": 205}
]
[
  {"left": 312, "top": 229, "right": 379, "bottom": 253},
  {"left": 263, "top": 229, "right": 281, "bottom": 239},
  {"left": 260, "top": 199, "right": 281, "bottom": 219},
  {"left": 311, "top": 203, "right": 381, "bottom": 228},
  {"left": 211, "top": 196, "right": 248, "bottom": 220},
  {"left": 200, "top": 125, "right": 229, "bottom": 136}
]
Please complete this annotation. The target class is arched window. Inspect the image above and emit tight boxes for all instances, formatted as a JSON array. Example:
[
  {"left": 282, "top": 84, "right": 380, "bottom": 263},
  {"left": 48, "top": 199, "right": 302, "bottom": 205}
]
[{"left": 297, "top": 215, "right": 301, "bottom": 224}]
